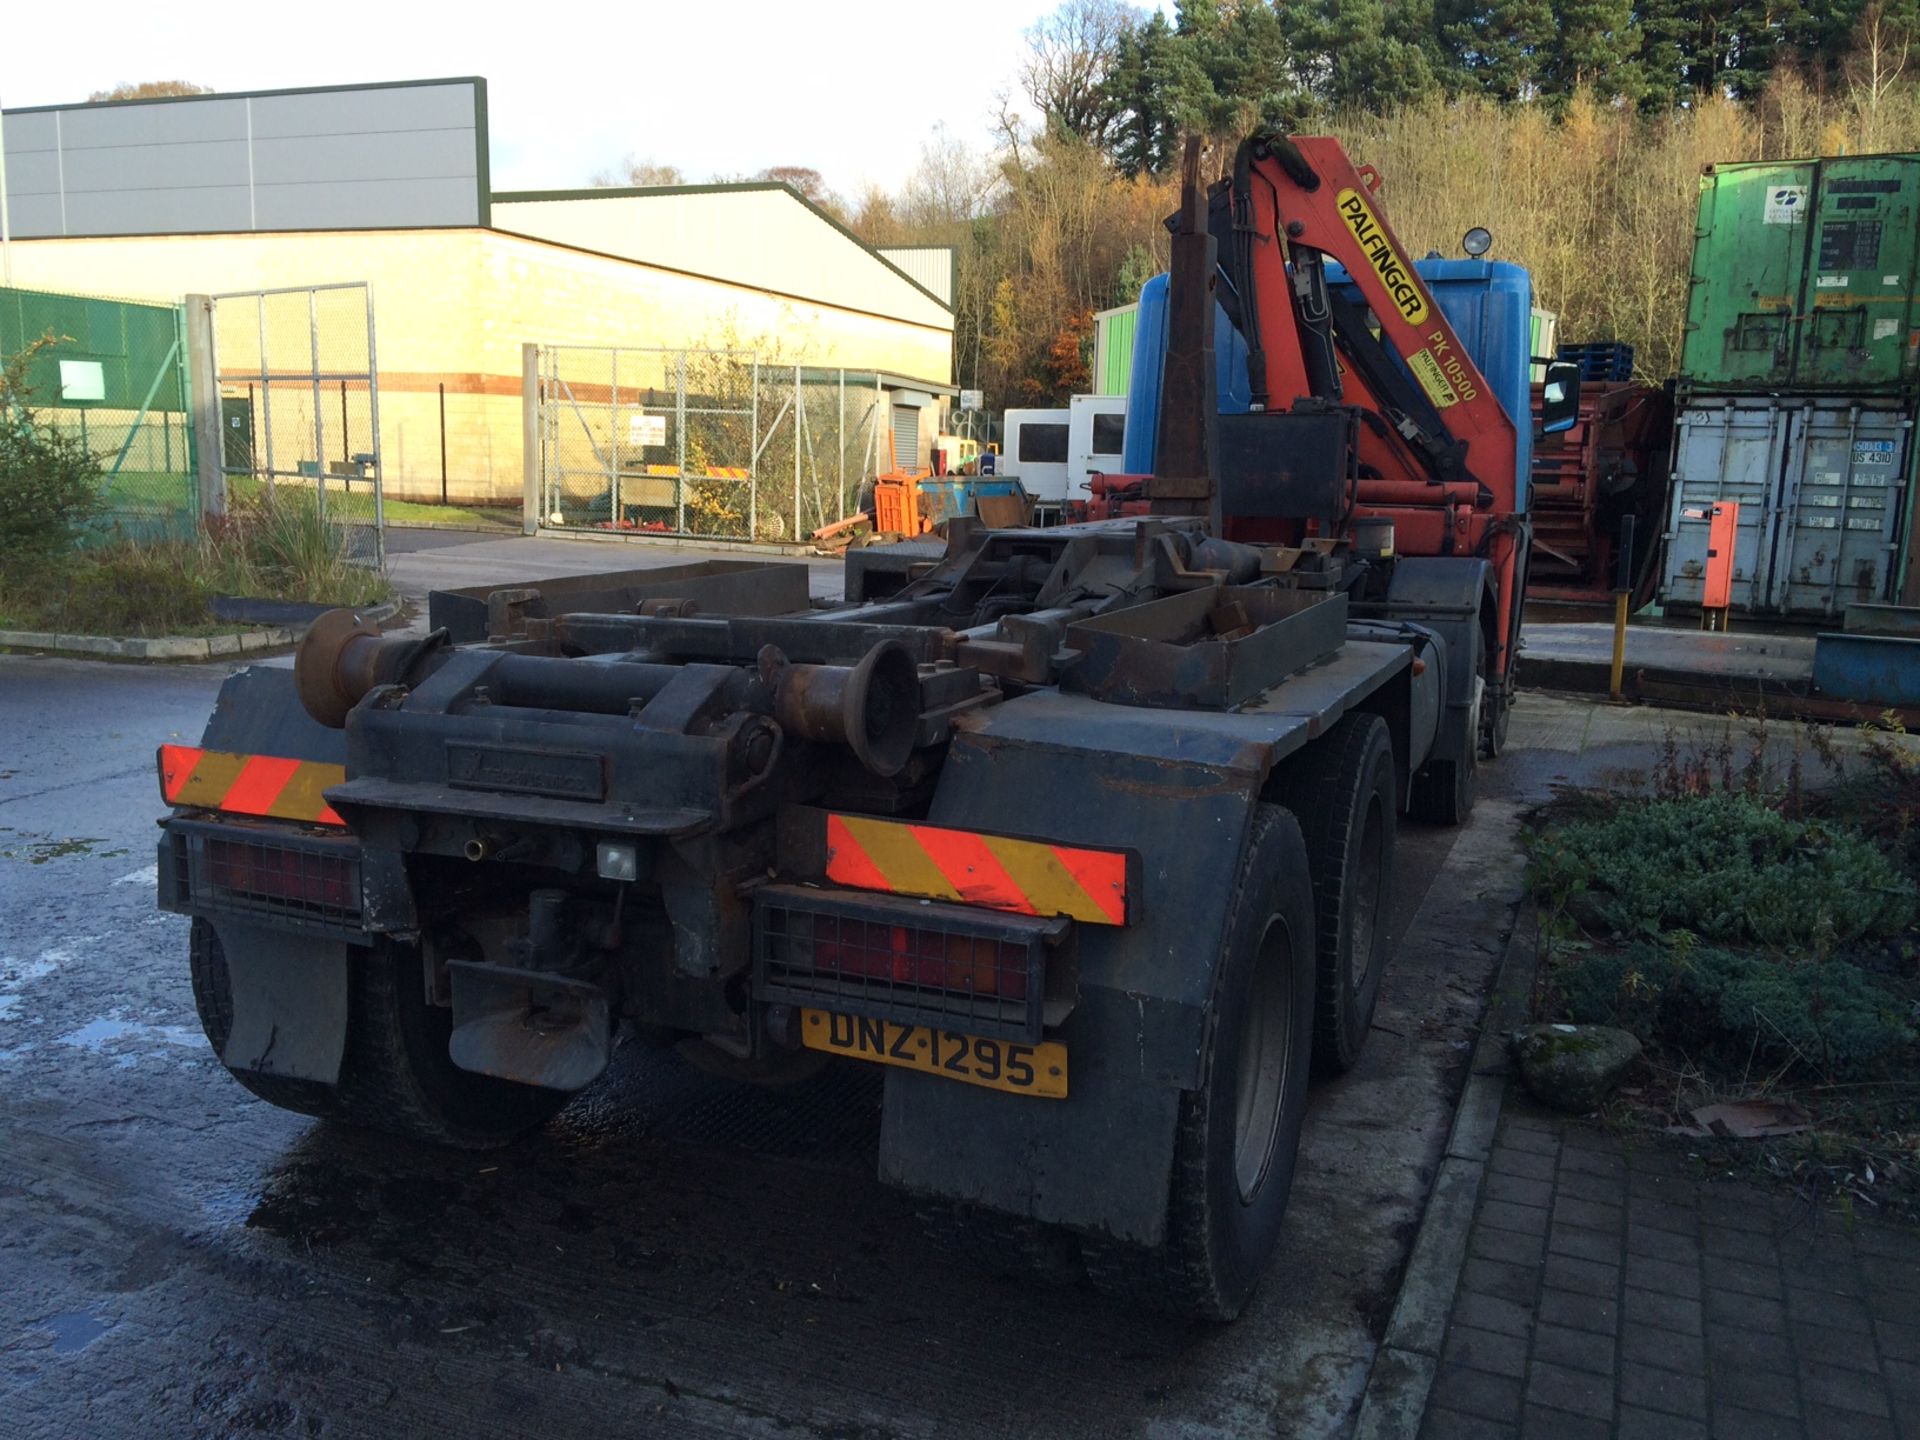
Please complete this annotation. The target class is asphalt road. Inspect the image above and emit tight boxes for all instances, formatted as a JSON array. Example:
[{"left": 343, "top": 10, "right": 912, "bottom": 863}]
[{"left": 13, "top": 554, "right": 1683, "bottom": 1438}]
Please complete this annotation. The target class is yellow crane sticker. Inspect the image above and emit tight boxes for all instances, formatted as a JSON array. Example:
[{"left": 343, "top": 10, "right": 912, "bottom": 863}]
[
  {"left": 1409, "top": 349, "right": 1461, "bottom": 408},
  {"left": 1405, "top": 329, "right": 1482, "bottom": 410},
  {"left": 1335, "top": 188, "right": 1428, "bottom": 326}
]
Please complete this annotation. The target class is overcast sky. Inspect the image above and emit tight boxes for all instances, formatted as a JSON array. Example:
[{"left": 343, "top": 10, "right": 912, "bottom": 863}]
[{"left": 2, "top": 0, "right": 1093, "bottom": 200}]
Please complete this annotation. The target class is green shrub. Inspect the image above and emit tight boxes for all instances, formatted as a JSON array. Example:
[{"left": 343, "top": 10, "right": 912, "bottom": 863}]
[
  {"left": 1529, "top": 794, "right": 1916, "bottom": 948},
  {"left": 1555, "top": 936, "right": 1916, "bottom": 1080},
  {"left": 0, "top": 337, "right": 104, "bottom": 572}
]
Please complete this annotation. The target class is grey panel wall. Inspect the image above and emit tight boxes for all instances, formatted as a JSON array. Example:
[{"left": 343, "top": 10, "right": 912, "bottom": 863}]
[{"left": 1, "top": 79, "right": 484, "bottom": 237}]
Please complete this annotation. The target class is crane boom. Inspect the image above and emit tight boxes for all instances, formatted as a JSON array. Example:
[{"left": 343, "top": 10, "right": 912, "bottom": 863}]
[{"left": 1212, "top": 133, "right": 1531, "bottom": 692}]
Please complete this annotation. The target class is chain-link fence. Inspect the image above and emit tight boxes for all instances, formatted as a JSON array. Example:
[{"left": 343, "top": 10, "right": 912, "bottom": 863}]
[
  {"left": 1, "top": 284, "right": 196, "bottom": 542},
  {"left": 534, "top": 345, "right": 890, "bottom": 543},
  {"left": 211, "top": 283, "right": 384, "bottom": 562}
]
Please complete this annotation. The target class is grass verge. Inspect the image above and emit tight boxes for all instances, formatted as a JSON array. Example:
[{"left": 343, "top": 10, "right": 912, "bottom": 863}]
[{"left": 0, "top": 488, "right": 391, "bottom": 637}]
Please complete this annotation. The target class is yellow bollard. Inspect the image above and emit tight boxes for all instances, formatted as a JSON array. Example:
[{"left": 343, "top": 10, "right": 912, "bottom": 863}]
[{"left": 1609, "top": 589, "right": 1629, "bottom": 700}]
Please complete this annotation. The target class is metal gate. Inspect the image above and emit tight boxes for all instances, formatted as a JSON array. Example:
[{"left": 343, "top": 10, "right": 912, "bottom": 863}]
[
  {"left": 1661, "top": 394, "right": 1914, "bottom": 617},
  {"left": 209, "top": 283, "right": 384, "bottom": 562},
  {"left": 531, "top": 345, "right": 888, "bottom": 543}
]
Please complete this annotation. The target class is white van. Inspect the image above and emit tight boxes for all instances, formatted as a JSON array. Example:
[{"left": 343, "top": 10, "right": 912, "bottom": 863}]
[{"left": 1002, "top": 395, "right": 1128, "bottom": 520}]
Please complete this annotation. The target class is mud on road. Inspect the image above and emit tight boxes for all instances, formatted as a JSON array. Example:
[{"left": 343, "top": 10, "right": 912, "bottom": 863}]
[{"left": 0, "top": 653, "right": 1555, "bottom": 1440}]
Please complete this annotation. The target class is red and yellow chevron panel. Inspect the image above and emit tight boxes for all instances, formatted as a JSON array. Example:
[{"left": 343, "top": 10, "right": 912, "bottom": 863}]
[
  {"left": 825, "top": 814, "right": 1128, "bottom": 926},
  {"left": 157, "top": 745, "right": 346, "bottom": 827}
]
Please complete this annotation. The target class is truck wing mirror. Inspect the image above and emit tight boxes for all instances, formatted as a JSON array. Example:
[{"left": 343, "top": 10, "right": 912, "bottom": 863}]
[{"left": 1540, "top": 361, "right": 1581, "bottom": 436}]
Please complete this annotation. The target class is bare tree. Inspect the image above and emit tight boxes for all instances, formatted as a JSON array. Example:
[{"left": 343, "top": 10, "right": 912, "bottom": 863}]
[
  {"left": 755, "top": 166, "right": 831, "bottom": 204},
  {"left": 591, "top": 155, "right": 687, "bottom": 187},
  {"left": 88, "top": 80, "right": 210, "bottom": 102},
  {"left": 1019, "top": 0, "right": 1140, "bottom": 149},
  {"left": 900, "top": 128, "right": 996, "bottom": 229},
  {"left": 1848, "top": 3, "right": 1913, "bottom": 150}
]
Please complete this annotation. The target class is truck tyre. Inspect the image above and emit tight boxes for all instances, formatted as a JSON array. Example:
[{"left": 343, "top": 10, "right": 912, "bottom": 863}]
[
  {"left": 189, "top": 918, "right": 346, "bottom": 1121},
  {"left": 1272, "top": 714, "right": 1397, "bottom": 1076},
  {"left": 1410, "top": 667, "right": 1481, "bottom": 826},
  {"left": 1082, "top": 803, "right": 1315, "bottom": 1321},
  {"left": 189, "top": 919, "right": 568, "bottom": 1149}
]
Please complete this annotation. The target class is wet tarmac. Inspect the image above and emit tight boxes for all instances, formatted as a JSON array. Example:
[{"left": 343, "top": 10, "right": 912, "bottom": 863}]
[{"left": 2, "top": 652, "right": 1708, "bottom": 1440}]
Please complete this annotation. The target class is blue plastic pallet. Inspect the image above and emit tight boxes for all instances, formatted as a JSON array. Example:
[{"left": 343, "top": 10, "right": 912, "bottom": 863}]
[{"left": 1557, "top": 342, "right": 1635, "bottom": 382}]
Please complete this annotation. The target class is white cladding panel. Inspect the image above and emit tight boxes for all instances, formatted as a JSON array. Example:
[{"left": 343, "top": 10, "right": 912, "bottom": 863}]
[
  {"left": 494, "top": 190, "right": 952, "bottom": 337},
  {"left": 877, "top": 247, "right": 955, "bottom": 306}
]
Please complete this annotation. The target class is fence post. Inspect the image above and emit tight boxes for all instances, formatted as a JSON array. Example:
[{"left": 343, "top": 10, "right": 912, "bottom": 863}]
[
  {"left": 185, "top": 294, "right": 225, "bottom": 520},
  {"left": 793, "top": 363, "right": 802, "bottom": 543},
  {"left": 521, "top": 343, "right": 540, "bottom": 535}
]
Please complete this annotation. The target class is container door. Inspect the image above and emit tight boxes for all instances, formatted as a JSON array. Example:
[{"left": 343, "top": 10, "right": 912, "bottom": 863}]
[
  {"left": 1681, "top": 163, "right": 1814, "bottom": 389},
  {"left": 1662, "top": 401, "right": 1786, "bottom": 610},
  {"left": 1769, "top": 402, "right": 1911, "bottom": 614},
  {"left": 1798, "top": 158, "right": 1920, "bottom": 390},
  {"left": 1069, "top": 396, "right": 1127, "bottom": 498},
  {"left": 1008, "top": 411, "right": 1071, "bottom": 501}
]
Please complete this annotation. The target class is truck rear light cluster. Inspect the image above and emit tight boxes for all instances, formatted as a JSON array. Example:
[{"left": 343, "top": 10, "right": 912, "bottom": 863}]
[
  {"left": 161, "top": 819, "right": 364, "bottom": 936},
  {"left": 808, "top": 914, "right": 1030, "bottom": 1001},
  {"left": 205, "top": 837, "right": 356, "bottom": 912},
  {"left": 753, "top": 885, "right": 1060, "bottom": 1043}
]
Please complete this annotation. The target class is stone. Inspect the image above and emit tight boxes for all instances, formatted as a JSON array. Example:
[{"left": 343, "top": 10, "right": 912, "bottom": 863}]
[{"left": 1510, "top": 1024, "right": 1641, "bottom": 1114}]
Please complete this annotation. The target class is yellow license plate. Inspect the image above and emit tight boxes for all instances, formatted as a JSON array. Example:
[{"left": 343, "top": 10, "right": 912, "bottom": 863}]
[{"left": 800, "top": 1009, "right": 1067, "bottom": 1099}]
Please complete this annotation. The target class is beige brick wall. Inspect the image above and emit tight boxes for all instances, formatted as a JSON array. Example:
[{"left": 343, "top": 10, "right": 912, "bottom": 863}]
[{"left": 9, "top": 228, "right": 953, "bottom": 505}]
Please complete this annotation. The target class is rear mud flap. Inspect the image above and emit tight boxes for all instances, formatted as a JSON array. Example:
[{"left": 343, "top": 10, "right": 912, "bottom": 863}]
[
  {"left": 878, "top": 988, "right": 1183, "bottom": 1245},
  {"left": 214, "top": 919, "right": 350, "bottom": 1084}
]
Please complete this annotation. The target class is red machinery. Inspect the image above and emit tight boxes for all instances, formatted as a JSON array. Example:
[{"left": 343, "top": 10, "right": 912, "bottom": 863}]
[
  {"left": 1090, "top": 134, "right": 1564, "bottom": 747},
  {"left": 1527, "top": 381, "right": 1675, "bottom": 608}
]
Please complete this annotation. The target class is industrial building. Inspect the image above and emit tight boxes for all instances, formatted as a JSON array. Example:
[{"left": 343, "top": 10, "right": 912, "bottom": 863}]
[{"left": 0, "top": 78, "right": 955, "bottom": 508}]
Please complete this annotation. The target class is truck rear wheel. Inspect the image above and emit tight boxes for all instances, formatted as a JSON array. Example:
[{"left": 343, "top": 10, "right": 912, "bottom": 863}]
[
  {"left": 1272, "top": 714, "right": 1397, "bottom": 1076},
  {"left": 189, "top": 918, "right": 569, "bottom": 1150},
  {"left": 1082, "top": 803, "right": 1315, "bottom": 1321}
]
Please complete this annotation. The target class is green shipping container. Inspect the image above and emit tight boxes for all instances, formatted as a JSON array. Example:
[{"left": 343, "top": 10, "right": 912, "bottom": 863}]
[
  {"left": 1093, "top": 302, "right": 1138, "bottom": 396},
  {"left": 1682, "top": 154, "right": 1920, "bottom": 392}
]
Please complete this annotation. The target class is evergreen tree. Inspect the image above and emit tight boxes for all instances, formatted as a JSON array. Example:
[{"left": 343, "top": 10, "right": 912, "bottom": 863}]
[
  {"left": 1543, "top": 0, "right": 1647, "bottom": 101},
  {"left": 1107, "top": 11, "right": 1186, "bottom": 175},
  {"left": 1441, "top": 0, "right": 1559, "bottom": 98}
]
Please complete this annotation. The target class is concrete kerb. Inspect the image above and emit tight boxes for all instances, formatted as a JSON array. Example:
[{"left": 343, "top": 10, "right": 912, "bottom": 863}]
[
  {"left": 0, "top": 599, "right": 401, "bottom": 663},
  {"left": 1351, "top": 890, "right": 1543, "bottom": 1440},
  {"left": 533, "top": 525, "right": 819, "bottom": 559}
]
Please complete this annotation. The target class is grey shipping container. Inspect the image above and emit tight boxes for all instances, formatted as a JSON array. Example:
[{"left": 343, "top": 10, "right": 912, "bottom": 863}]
[{"left": 1659, "top": 394, "right": 1918, "bottom": 618}]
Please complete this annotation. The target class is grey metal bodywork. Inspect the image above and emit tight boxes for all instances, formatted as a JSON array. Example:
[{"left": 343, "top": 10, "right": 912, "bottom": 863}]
[
  {"left": 162, "top": 520, "right": 1455, "bottom": 1245},
  {"left": 878, "top": 640, "right": 1416, "bottom": 1242},
  {"left": 2, "top": 80, "right": 486, "bottom": 237}
]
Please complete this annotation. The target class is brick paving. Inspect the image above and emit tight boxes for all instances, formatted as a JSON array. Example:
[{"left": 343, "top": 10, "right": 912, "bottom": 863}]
[{"left": 1420, "top": 1102, "right": 1920, "bottom": 1440}]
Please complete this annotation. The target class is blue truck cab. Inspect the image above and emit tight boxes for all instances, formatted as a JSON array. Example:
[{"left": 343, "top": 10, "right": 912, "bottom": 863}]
[{"left": 1120, "top": 259, "right": 1540, "bottom": 503}]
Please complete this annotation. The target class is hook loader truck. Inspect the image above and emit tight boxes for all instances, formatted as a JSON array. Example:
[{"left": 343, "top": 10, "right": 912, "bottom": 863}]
[{"left": 156, "top": 134, "right": 1578, "bottom": 1320}]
